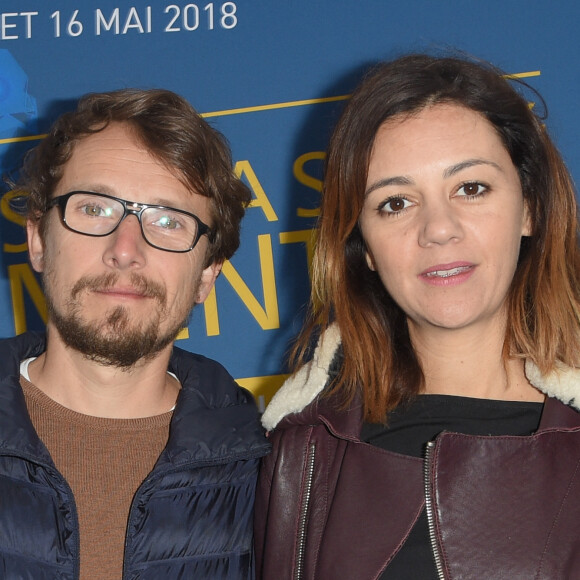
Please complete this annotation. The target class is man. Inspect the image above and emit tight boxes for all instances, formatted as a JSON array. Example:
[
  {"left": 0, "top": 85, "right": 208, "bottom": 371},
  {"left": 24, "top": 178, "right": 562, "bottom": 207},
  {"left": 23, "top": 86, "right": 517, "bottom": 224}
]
[{"left": 0, "top": 89, "right": 270, "bottom": 579}]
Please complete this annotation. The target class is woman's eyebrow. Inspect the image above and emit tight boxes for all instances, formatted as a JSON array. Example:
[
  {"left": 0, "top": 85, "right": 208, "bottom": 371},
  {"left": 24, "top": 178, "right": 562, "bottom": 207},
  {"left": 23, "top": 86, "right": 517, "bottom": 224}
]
[
  {"left": 365, "top": 158, "right": 504, "bottom": 197},
  {"left": 365, "top": 175, "right": 414, "bottom": 197},
  {"left": 443, "top": 158, "right": 503, "bottom": 178}
]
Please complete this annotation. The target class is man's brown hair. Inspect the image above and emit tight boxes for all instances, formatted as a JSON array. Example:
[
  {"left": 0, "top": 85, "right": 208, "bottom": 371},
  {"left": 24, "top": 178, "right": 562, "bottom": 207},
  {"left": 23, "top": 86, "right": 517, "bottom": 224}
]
[{"left": 22, "top": 88, "right": 251, "bottom": 265}]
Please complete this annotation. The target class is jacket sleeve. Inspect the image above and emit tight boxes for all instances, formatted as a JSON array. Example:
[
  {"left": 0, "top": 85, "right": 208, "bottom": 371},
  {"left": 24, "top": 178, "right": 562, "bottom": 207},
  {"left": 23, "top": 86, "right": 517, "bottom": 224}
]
[
  {"left": 253, "top": 431, "right": 276, "bottom": 579},
  {"left": 254, "top": 426, "right": 312, "bottom": 580}
]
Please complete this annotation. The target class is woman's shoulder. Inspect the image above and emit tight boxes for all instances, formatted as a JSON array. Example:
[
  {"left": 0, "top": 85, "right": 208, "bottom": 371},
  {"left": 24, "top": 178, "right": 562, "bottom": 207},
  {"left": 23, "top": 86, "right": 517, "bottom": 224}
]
[
  {"left": 525, "top": 359, "right": 580, "bottom": 412},
  {"left": 262, "top": 324, "right": 342, "bottom": 431}
]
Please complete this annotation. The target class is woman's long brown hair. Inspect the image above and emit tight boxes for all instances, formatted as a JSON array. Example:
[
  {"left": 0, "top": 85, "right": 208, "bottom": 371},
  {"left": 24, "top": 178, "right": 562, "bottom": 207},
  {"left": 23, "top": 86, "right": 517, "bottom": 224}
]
[{"left": 292, "top": 54, "right": 580, "bottom": 422}]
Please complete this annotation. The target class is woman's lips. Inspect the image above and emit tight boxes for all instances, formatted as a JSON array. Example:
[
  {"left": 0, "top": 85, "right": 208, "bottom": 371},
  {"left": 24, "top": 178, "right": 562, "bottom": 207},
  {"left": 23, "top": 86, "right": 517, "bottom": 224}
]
[{"left": 419, "top": 262, "right": 476, "bottom": 285}]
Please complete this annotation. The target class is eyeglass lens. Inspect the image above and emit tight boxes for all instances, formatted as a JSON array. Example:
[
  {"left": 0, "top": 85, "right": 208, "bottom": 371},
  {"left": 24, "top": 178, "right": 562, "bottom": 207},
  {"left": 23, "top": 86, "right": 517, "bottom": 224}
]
[{"left": 64, "top": 192, "right": 199, "bottom": 251}]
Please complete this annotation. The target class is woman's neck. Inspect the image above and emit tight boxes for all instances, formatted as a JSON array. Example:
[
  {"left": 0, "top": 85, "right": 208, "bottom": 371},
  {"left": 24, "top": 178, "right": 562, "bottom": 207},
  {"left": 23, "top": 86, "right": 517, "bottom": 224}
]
[{"left": 408, "top": 321, "right": 544, "bottom": 402}]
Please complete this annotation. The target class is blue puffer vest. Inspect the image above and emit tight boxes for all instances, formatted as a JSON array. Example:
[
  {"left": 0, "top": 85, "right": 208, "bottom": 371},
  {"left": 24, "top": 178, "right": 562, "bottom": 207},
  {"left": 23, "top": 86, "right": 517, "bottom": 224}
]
[{"left": 0, "top": 332, "right": 270, "bottom": 579}]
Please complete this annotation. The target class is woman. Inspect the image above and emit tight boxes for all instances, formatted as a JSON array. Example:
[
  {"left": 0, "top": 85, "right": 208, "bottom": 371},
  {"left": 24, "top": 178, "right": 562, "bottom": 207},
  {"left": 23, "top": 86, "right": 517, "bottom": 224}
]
[{"left": 255, "top": 54, "right": 580, "bottom": 579}]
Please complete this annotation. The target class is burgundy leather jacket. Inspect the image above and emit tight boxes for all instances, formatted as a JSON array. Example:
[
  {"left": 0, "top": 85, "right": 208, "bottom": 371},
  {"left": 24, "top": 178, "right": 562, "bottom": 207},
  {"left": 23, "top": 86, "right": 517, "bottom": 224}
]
[{"left": 254, "top": 326, "right": 580, "bottom": 579}]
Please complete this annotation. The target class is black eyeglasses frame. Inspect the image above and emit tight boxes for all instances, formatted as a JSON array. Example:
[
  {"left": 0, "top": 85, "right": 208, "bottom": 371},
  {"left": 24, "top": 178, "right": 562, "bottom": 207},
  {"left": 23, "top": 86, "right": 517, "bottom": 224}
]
[{"left": 48, "top": 191, "right": 213, "bottom": 253}]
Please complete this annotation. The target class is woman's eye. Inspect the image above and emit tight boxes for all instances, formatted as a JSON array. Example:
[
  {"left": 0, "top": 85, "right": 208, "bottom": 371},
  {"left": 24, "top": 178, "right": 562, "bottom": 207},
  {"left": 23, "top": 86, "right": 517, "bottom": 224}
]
[
  {"left": 379, "top": 197, "right": 412, "bottom": 214},
  {"left": 457, "top": 182, "right": 486, "bottom": 197}
]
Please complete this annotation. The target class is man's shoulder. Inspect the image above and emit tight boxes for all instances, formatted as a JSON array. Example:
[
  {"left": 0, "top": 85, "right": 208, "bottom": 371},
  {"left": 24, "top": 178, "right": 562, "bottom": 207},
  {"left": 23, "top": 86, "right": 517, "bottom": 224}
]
[
  {"left": 166, "top": 346, "right": 270, "bottom": 461},
  {"left": 170, "top": 344, "right": 229, "bottom": 372},
  {"left": 169, "top": 345, "right": 253, "bottom": 407},
  {"left": 0, "top": 332, "right": 46, "bottom": 374}
]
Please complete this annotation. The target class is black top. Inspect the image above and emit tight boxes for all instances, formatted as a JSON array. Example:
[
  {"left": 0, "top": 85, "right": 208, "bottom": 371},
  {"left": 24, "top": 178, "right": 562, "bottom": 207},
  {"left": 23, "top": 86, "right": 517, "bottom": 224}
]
[{"left": 360, "top": 395, "right": 544, "bottom": 580}]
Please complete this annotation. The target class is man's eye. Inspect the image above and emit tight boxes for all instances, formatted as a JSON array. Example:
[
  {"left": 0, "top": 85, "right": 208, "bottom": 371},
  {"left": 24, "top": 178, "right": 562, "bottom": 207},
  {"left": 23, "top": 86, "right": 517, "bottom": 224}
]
[
  {"left": 155, "top": 215, "right": 180, "bottom": 230},
  {"left": 82, "top": 204, "right": 107, "bottom": 217}
]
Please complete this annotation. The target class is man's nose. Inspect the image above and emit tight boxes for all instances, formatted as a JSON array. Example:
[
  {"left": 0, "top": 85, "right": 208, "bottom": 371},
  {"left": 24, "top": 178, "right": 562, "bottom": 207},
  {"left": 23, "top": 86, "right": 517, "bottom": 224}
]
[{"left": 102, "top": 214, "right": 148, "bottom": 269}]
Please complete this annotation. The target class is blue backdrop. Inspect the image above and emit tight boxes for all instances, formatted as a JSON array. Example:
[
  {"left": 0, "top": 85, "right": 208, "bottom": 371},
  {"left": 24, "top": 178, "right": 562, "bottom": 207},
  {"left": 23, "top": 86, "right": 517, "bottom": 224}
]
[{"left": 1, "top": 1, "right": 579, "bottom": 407}]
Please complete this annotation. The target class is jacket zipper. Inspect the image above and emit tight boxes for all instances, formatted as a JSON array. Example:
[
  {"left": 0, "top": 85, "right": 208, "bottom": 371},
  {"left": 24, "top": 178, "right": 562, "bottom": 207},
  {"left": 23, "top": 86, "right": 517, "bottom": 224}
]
[
  {"left": 424, "top": 441, "right": 445, "bottom": 580},
  {"left": 294, "top": 441, "right": 316, "bottom": 580}
]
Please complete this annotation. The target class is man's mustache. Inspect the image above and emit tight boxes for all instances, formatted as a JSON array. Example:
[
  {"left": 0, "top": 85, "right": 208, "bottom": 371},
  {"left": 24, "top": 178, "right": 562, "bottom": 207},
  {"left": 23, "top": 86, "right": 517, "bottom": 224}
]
[{"left": 70, "top": 272, "right": 166, "bottom": 305}]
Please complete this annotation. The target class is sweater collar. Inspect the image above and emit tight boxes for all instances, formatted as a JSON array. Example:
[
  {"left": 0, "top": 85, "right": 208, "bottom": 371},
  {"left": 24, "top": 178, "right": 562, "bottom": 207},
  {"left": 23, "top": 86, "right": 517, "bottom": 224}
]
[
  {"left": 0, "top": 333, "right": 268, "bottom": 465},
  {"left": 262, "top": 323, "right": 580, "bottom": 431}
]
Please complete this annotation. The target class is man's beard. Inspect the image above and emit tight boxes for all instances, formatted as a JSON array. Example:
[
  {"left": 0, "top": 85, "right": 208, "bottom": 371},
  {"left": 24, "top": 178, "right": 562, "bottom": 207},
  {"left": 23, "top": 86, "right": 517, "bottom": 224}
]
[{"left": 46, "top": 272, "right": 195, "bottom": 369}]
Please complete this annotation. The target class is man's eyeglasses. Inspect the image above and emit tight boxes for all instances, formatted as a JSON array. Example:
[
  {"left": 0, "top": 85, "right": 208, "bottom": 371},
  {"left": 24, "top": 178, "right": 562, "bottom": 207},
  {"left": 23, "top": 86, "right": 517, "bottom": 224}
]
[{"left": 48, "top": 191, "right": 212, "bottom": 253}]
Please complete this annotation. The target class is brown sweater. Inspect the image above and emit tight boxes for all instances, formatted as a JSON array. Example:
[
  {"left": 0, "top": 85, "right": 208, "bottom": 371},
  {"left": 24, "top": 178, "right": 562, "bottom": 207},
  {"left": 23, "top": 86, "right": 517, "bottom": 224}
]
[{"left": 21, "top": 377, "right": 172, "bottom": 580}]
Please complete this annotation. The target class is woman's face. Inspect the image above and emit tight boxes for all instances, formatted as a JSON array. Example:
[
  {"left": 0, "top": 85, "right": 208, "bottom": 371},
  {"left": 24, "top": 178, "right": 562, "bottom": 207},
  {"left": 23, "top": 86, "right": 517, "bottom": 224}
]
[{"left": 359, "top": 103, "right": 531, "bottom": 336}]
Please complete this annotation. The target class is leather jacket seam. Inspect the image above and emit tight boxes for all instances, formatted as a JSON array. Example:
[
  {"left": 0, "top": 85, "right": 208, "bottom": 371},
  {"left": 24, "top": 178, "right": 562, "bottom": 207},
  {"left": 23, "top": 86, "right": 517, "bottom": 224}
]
[{"left": 534, "top": 453, "right": 580, "bottom": 579}]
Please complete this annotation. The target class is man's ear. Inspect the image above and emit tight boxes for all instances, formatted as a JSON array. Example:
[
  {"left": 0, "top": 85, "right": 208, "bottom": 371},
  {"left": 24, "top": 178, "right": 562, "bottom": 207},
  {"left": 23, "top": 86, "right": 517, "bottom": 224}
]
[
  {"left": 195, "top": 260, "right": 222, "bottom": 304},
  {"left": 27, "top": 220, "right": 45, "bottom": 273}
]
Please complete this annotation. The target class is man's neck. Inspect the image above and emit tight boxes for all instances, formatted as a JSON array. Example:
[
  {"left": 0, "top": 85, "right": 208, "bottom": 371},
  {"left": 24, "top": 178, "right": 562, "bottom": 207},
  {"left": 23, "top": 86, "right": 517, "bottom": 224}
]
[{"left": 27, "top": 333, "right": 179, "bottom": 419}]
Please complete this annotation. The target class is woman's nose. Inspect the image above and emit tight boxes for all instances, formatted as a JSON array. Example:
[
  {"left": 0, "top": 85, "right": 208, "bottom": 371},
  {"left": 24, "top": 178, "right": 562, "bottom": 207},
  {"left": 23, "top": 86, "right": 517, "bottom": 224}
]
[{"left": 418, "top": 203, "right": 464, "bottom": 247}]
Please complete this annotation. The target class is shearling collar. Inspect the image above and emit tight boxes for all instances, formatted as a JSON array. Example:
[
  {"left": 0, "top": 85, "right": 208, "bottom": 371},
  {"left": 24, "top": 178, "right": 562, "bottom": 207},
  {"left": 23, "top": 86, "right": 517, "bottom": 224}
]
[{"left": 262, "top": 324, "right": 580, "bottom": 431}]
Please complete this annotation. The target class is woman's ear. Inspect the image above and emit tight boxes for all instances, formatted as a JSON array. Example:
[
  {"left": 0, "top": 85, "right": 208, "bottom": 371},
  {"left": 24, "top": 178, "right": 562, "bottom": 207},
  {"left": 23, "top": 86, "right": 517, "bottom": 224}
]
[
  {"left": 521, "top": 201, "right": 532, "bottom": 237},
  {"left": 365, "top": 249, "right": 376, "bottom": 271}
]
